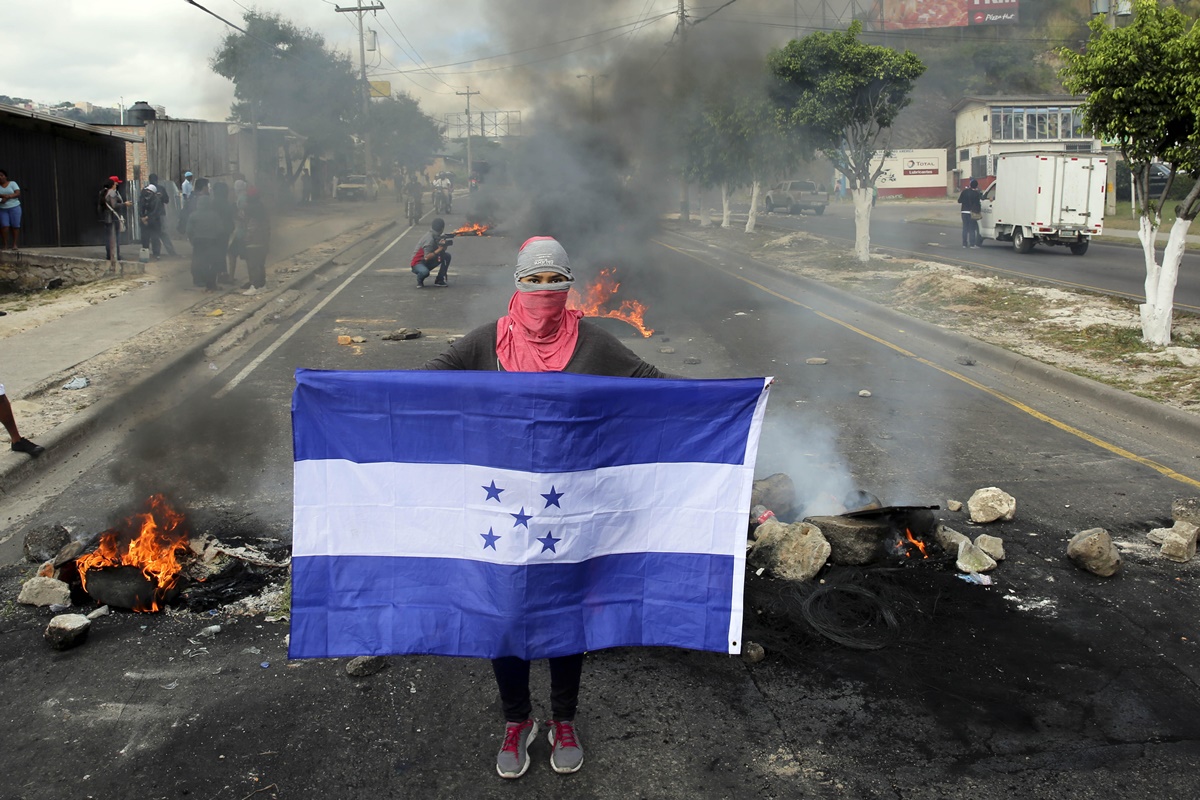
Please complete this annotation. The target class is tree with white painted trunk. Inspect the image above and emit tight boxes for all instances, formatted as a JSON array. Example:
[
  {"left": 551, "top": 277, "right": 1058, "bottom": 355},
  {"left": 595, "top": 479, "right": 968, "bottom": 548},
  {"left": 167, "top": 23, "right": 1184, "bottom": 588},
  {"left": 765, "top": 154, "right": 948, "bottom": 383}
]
[
  {"left": 1061, "top": 0, "right": 1200, "bottom": 346},
  {"left": 768, "top": 21, "right": 925, "bottom": 262}
]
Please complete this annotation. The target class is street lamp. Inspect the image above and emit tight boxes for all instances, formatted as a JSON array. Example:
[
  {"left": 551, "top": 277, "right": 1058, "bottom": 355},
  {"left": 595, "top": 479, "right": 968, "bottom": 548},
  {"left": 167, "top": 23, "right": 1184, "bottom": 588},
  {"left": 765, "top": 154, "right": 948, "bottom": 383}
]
[{"left": 576, "top": 74, "right": 609, "bottom": 121}]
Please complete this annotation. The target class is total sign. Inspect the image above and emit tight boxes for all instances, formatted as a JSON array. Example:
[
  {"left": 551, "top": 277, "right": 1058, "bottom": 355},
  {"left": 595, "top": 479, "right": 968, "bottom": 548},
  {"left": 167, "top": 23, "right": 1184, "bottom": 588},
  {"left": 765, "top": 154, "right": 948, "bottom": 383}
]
[
  {"left": 872, "top": 149, "right": 947, "bottom": 197},
  {"left": 968, "top": 0, "right": 1019, "bottom": 26}
]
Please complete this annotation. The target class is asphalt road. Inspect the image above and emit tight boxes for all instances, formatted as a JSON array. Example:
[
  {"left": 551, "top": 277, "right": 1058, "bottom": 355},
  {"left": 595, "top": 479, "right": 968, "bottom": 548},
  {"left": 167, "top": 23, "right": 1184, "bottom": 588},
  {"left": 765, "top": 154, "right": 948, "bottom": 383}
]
[
  {"left": 738, "top": 201, "right": 1200, "bottom": 313},
  {"left": 3, "top": 194, "right": 1200, "bottom": 798}
]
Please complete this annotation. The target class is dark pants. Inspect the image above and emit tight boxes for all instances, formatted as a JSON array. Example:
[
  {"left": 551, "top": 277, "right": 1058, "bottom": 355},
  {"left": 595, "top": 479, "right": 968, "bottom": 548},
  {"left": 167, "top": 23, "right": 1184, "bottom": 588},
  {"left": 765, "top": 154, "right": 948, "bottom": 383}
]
[
  {"left": 961, "top": 212, "right": 979, "bottom": 247},
  {"left": 191, "top": 237, "right": 224, "bottom": 289},
  {"left": 104, "top": 221, "right": 122, "bottom": 262},
  {"left": 244, "top": 245, "right": 267, "bottom": 288},
  {"left": 412, "top": 253, "right": 450, "bottom": 285},
  {"left": 492, "top": 654, "right": 585, "bottom": 723},
  {"left": 141, "top": 221, "right": 163, "bottom": 257},
  {"left": 158, "top": 221, "right": 178, "bottom": 256}
]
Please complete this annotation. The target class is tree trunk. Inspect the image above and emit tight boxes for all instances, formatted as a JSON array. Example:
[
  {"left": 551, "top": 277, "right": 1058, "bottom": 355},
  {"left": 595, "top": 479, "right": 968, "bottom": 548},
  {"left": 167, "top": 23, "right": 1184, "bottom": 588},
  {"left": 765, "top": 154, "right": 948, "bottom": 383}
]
[
  {"left": 745, "top": 181, "right": 761, "bottom": 234},
  {"left": 852, "top": 187, "right": 872, "bottom": 262},
  {"left": 721, "top": 184, "right": 732, "bottom": 228},
  {"left": 1140, "top": 215, "right": 1190, "bottom": 346},
  {"left": 698, "top": 188, "right": 713, "bottom": 227}
]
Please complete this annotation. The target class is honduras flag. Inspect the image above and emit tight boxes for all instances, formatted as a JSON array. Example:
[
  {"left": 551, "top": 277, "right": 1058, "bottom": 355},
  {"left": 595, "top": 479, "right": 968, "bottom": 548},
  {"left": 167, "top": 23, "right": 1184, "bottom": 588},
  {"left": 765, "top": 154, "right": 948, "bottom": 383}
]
[{"left": 289, "top": 369, "right": 771, "bottom": 661}]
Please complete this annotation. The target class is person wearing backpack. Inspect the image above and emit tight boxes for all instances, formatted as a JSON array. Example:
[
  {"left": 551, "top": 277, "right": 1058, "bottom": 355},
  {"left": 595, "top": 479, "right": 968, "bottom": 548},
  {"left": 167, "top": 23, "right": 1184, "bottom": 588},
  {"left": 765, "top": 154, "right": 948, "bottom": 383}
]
[
  {"left": 138, "top": 182, "right": 164, "bottom": 261},
  {"left": 147, "top": 174, "right": 178, "bottom": 257}
]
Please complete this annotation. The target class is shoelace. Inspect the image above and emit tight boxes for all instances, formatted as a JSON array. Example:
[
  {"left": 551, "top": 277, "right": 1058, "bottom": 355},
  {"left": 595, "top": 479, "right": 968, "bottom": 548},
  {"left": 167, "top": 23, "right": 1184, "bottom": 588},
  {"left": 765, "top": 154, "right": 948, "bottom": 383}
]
[
  {"left": 551, "top": 721, "right": 578, "bottom": 749},
  {"left": 501, "top": 721, "right": 529, "bottom": 754}
]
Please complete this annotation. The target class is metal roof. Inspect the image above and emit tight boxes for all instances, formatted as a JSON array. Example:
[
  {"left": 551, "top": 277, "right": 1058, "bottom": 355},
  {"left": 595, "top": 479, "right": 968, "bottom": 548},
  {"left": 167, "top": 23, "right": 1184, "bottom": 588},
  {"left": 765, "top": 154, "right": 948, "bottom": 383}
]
[
  {"left": 0, "top": 103, "right": 144, "bottom": 142},
  {"left": 951, "top": 95, "right": 1084, "bottom": 113}
]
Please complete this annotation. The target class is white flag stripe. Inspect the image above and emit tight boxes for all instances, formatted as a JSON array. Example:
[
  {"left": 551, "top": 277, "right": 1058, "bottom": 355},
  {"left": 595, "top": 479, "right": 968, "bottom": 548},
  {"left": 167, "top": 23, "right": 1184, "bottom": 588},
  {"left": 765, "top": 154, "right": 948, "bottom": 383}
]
[{"left": 294, "top": 460, "right": 752, "bottom": 566}]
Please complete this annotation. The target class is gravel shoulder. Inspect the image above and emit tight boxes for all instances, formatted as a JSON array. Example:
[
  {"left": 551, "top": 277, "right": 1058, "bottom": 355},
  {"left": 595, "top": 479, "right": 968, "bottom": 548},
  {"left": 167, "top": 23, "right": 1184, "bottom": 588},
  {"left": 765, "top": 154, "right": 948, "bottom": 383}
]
[{"left": 680, "top": 223, "right": 1200, "bottom": 415}]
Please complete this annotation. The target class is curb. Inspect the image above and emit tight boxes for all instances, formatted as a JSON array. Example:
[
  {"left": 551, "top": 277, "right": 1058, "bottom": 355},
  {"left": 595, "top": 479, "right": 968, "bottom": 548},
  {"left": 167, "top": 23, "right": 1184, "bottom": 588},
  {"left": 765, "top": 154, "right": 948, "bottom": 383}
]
[
  {"left": 663, "top": 226, "right": 1200, "bottom": 447},
  {"left": 0, "top": 219, "right": 399, "bottom": 498}
]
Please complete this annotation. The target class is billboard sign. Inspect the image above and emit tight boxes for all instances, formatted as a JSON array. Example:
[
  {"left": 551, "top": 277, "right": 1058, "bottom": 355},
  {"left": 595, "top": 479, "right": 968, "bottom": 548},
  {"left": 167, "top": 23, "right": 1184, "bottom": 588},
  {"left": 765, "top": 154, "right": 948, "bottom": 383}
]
[
  {"left": 881, "top": 1, "right": 1018, "bottom": 30},
  {"left": 968, "top": 0, "right": 1019, "bottom": 26}
]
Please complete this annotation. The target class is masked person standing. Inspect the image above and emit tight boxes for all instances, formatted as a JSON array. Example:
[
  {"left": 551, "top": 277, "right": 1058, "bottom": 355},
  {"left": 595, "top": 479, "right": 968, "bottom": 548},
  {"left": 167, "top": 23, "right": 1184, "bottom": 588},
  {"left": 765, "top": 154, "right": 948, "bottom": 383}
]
[{"left": 422, "top": 236, "right": 669, "bottom": 779}]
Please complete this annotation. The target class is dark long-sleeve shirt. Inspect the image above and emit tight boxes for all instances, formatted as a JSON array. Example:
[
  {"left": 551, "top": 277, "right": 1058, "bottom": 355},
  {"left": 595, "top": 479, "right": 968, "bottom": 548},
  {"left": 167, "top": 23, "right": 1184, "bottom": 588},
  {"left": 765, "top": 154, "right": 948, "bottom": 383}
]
[{"left": 423, "top": 319, "right": 669, "bottom": 378}]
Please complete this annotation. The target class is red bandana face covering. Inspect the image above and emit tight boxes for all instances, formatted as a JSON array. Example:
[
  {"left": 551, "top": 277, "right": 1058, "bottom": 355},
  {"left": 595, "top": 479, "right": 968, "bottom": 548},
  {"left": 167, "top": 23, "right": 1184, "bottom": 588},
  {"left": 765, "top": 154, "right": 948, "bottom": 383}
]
[{"left": 496, "top": 289, "right": 584, "bottom": 372}]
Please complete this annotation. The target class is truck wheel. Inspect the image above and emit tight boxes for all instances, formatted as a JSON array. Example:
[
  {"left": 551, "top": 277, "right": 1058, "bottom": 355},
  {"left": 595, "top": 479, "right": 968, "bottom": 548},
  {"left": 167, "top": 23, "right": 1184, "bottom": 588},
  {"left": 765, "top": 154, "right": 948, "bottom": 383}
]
[
  {"left": 765, "top": 199, "right": 774, "bottom": 213},
  {"left": 814, "top": 206, "right": 825, "bottom": 215},
  {"left": 1069, "top": 241, "right": 1089, "bottom": 256},
  {"left": 790, "top": 204, "right": 800, "bottom": 215},
  {"left": 1013, "top": 228, "right": 1034, "bottom": 254}
]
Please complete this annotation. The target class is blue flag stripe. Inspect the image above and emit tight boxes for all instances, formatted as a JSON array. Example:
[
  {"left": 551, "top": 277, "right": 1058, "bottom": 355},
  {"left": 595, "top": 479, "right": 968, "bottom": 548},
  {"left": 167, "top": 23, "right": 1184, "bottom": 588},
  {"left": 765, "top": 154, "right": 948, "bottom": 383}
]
[
  {"left": 293, "top": 370, "right": 767, "bottom": 470},
  {"left": 287, "top": 553, "right": 738, "bottom": 660}
]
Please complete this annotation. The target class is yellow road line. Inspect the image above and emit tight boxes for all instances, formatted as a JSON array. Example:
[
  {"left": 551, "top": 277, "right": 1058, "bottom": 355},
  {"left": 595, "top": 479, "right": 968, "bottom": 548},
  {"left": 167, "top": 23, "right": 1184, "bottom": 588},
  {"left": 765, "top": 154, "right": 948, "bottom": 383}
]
[{"left": 654, "top": 237, "right": 1200, "bottom": 489}]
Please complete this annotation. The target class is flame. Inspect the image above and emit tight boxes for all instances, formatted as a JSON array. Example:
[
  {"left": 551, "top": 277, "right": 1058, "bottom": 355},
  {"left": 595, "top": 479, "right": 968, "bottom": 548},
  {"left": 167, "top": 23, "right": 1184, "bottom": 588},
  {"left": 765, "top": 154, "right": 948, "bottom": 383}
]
[
  {"left": 892, "top": 527, "right": 930, "bottom": 560},
  {"left": 75, "top": 494, "right": 192, "bottom": 612},
  {"left": 453, "top": 222, "right": 490, "bottom": 236},
  {"left": 567, "top": 267, "right": 654, "bottom": 338}
]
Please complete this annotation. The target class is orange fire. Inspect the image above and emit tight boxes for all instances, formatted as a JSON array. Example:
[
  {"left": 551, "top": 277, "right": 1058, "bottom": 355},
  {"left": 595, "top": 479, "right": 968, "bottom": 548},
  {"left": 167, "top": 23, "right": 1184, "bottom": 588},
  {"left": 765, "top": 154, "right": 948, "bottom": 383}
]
[
  {"left": 893, "top": 527, "right": 930, "bottom": 560},
  {"left": 567, "top": 267, "right": 654, "bottom": 338},
  {"left": 75, "top": 494, "right": 192, "bottom": 612},
  {"left": 454, "top": 222, "right": 490, "bottom": 236}
]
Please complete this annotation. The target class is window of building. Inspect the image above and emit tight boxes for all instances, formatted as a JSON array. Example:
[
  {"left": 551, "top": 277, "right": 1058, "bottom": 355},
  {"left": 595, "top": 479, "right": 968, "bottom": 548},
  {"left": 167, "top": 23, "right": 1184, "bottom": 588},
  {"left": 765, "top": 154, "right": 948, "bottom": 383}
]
[
  {"left": 988, "top": 105, "right": 1088, "bottom": 142},
  {"left": 971, "top": 155, "right": 989, "bottom": 179},
  {"left": 959, "top": 148, "right": 970, "bottom": 163}
]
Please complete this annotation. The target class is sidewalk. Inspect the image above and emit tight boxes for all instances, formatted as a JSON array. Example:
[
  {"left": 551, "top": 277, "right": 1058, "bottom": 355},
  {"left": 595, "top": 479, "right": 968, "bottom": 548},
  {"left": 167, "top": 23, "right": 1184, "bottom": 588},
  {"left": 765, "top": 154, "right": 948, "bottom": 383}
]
[{"left": 0, "top": 202, "right": 401, "bottom": 491}]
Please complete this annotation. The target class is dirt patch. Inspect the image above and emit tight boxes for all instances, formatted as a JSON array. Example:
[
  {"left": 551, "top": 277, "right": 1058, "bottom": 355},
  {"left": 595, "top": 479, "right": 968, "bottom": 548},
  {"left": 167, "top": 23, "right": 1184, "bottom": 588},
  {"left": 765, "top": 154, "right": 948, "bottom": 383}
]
[{"left": 683, "top": 223, "right": 1200, "bottom": 414}]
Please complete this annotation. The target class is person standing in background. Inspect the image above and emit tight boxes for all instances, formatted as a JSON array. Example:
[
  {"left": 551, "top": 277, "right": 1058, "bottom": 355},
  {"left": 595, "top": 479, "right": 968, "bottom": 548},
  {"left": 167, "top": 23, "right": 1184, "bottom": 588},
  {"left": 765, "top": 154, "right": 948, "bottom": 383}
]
[
  {"left": 147, "top": 174, "right": 178, "bottom": 257},
  {"left": 300, "top": 169, "right": 312, "bottom": 204},
  {"left": 101, "top": 176, "right": 131, "bottom": 272},
  {"left": 181, "top": 171, "right": 194, "bottom": 202},
  {"left": 0, "top": 169, "right": 22, "bottom": 251},
  {"left": 241, "top": 187, "right": 270, "bottom": 294},
  {"left": 225, "top": 179, "right": 249, "bottom": 284},
  {"left": 958, "top": 178, "right": 983, "bottom": 249},
  {"left": 185, "top": 178, "right": 224, "bottom": 291},
  {"left": 0, "top": 383, "right": 44, "bottom": 457},
  {"left": 138, "top": 181, "right": 164, "bottom": 261}
]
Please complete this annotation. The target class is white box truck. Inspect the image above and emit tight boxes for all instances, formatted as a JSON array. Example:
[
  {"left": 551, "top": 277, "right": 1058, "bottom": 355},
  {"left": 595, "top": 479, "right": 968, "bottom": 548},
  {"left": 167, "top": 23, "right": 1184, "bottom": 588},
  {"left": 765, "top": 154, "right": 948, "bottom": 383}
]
[{"left": 979, "top": 152, "right": 1107, "bottom": 255}]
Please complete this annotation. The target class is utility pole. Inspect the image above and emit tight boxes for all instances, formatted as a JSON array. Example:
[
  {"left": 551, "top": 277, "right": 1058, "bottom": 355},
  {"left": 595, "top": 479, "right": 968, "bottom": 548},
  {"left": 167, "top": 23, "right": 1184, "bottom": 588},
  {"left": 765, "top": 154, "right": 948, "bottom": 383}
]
[
  {"left": 456, "top": 86, "right": 480, "bottom": 179},
  {"left": 678, "top": 0, "right": 690, "bottom": 223},
  {"left": 576, "top": 74, "right": 608, "bottom": 121},
  {"left": 336, "top": 3, "right": 384, "bottom": 176}
]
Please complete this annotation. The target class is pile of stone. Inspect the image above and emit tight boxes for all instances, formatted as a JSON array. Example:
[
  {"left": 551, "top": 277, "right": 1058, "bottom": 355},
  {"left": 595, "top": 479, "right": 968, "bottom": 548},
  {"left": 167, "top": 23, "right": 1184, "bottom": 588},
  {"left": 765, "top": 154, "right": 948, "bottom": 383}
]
[{"left": 1147, "top": 498, "right": 1200, "bottom": 563}]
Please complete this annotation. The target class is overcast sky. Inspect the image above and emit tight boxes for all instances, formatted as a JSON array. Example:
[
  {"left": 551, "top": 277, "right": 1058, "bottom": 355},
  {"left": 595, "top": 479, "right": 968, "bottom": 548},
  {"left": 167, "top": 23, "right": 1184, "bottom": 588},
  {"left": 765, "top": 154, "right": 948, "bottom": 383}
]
[{"left": 2, "top": 0, "right": 711, "bottom": 122}]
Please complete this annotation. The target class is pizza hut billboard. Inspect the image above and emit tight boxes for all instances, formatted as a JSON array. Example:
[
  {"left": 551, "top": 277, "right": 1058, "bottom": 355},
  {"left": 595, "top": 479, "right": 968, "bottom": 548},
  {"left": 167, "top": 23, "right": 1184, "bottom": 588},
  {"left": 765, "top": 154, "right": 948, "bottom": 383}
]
[
  {"left": 881, "top": 1, "right": 1018, "bottom": 30},
  {"left": 968, "top": 0, "right": 1019, "bottom": 26}
]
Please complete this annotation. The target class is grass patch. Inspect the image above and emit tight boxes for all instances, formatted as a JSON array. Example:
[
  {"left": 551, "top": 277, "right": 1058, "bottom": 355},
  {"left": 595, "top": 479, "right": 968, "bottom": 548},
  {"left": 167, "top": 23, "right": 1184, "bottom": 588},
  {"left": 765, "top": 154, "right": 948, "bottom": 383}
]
[{"left": 1037, "top": 324, "right": 1147, "bottom": 358}]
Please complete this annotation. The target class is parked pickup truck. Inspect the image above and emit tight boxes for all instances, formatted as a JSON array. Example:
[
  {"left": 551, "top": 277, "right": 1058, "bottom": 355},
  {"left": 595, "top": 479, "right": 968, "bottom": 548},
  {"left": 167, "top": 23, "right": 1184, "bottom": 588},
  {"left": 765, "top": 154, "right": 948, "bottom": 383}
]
[
  {"left": 764, "top": 180, "right": 828, "bottom": 215},
  {"left": 979, "top": 152, "right": 1106, "bottom": 256}
]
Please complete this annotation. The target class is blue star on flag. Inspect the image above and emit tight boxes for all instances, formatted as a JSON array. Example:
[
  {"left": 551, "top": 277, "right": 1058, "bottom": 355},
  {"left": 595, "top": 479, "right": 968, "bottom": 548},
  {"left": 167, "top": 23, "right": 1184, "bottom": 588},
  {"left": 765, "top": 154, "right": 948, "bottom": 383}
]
[
  {"left": 541, "top": 486, "right": 564, "bottom": 508},
  {"left": 511, "top": 507, "right": 533, "bottom": 528},
  {"left": 482, "top": 480, "right": 504, "bottom": 502},
  {"left": 536, "top": 531, "right": 562, "bottom": 553},
  {"left": 480, "top": 528, "right": 500, "bottom": 550}
]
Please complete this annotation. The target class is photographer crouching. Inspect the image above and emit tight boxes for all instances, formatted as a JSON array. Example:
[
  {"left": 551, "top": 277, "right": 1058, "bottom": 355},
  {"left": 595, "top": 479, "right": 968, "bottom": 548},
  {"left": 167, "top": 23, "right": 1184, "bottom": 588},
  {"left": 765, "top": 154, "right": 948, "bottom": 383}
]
[{"left": 410, "top": 216, "right": 453, "bottom": 288}]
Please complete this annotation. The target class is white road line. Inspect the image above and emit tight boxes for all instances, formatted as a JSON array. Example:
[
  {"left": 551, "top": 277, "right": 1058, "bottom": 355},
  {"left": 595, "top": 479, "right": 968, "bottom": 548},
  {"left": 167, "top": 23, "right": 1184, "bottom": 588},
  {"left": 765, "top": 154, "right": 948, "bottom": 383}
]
[{"left": 213, "top": 224, "right": 413, "bottom": 398}]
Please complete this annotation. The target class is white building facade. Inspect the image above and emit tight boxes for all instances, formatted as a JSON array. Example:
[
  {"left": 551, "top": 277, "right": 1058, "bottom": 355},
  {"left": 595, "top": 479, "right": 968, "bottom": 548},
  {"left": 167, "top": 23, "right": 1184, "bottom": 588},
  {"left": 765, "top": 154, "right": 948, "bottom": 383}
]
[{"left": 953, "top": 95, "right": 1102, "bottom": 186}]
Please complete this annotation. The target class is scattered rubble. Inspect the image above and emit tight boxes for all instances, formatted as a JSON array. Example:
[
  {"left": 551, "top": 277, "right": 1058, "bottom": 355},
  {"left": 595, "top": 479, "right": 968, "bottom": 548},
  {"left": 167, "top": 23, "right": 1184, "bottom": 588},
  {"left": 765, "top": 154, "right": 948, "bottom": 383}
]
[
  {"left": 346, "top": 655, "right": 388, "bottom": 677},
  {"left": 86, "top": 605, "right": 110, "bottom": 620},
  {"left": 61, "top": 376, "right": 90, "bottom": 390},
  {"left": 1158, "top": 521, "right": 1199, "bottom": 563},
  {"left": 659, "top": 346, "right": 675, "bottom": 354},
  {"left": 946, "top": 500, "right": 962, "bottom": 512},
  {"left": 748, "top": 520, "right": 830, "bottom": 582},
  {"left": 974, "top": 534, "right": 1006, "bottom": 561},
  {"left": 1067, "top": 528, "right": 1122, "bottom": 577},
  {"left": 44, "top": 614, "right": 91, "bottom": 650},
  {"left": 805, "top": 358, "right": 827, "bottom": 365},
  {"left": 23, "top": 524, "right": 71, "bottom": 563},
  {"left": 751, "top": 473, "right": 796, "bottom": 520},
  {"left": 379, "top": 328, "right": 423, "bottom": 342},
  {"left": 683, "top": 357, "right": 702, "bottom": 365},
  {"left": 805, "top": 515, "right": 887, "bottom": 566},
  {"left": 18, "top": 576, "right": 71, "bottom": 607},
  {"left": 857, "top": 390, "right": 872, "bottom": 398},
  {"left": 1174, "top": 498, "right": 1200, "bottom": 526},
  {"left": 742, "top": 641, "right": 766, "bottom": 664},
  {"left": 956, "top": 540, "right": 998, "bottom": 574},
  {"left": 935, "top": 525, "right": 970, "bottom": 554},
  {"left": 967, "top": 487, "right": 1017, "bottom": 523},
  {"left": 337, "top": 335, "right": 353, "bottom": 345}
]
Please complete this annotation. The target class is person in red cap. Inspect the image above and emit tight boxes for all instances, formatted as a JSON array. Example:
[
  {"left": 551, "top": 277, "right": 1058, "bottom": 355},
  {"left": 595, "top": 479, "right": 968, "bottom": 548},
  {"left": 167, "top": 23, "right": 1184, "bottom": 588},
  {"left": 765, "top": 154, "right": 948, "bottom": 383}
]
[
  {"left": 100, "top": 176, "right": 131, "bottom": 272},
  {"left": 422, "top": 235, "right": 670, "bottom": 779}
]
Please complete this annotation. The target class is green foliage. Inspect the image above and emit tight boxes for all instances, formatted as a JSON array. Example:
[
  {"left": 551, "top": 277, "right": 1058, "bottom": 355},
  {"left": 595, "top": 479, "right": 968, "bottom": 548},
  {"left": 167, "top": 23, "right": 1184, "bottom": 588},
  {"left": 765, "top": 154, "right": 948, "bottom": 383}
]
[
  {"left": 210, "top": 11, "right": 360, "bottom": 165},
  {"left": 369, "top": 92, "right": 443, "bottom": 174},
  {"left": 1060, "top": 0, "right": 1200, "bottom": 217},
  {"left": 768, "top": 21, "right": 925, "bottom": 186},
  {"left": 685, "top": 90, "right": 806, "bottom": 191}
]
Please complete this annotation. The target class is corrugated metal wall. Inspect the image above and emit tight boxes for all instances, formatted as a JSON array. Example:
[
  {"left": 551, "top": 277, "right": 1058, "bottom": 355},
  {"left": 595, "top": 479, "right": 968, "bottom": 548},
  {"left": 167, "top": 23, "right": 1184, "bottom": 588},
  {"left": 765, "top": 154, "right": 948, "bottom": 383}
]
[
  {"left": 145, "top": 120, "right": 233, "bottom": 186},
  {"left": 0, "top": 115, "right": 129, "bottom": 247}
]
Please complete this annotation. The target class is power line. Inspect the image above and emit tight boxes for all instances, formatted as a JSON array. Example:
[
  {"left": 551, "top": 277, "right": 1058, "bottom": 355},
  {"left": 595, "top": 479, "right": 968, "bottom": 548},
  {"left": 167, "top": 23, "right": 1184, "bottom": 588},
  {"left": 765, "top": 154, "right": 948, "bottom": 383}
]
[
  {"left": 380, "top": 6, "right": 459, "bottom": 90},
  {"left": 370, "top": 11, "right": 674, "bottom": 76}
]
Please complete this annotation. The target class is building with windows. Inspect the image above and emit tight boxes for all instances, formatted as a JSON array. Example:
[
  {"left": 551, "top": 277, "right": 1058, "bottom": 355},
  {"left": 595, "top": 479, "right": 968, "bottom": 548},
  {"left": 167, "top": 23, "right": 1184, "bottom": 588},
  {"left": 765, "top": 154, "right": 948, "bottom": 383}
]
[{"left": 952, "top": 95, "right": 1102, "bottom": 185}]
